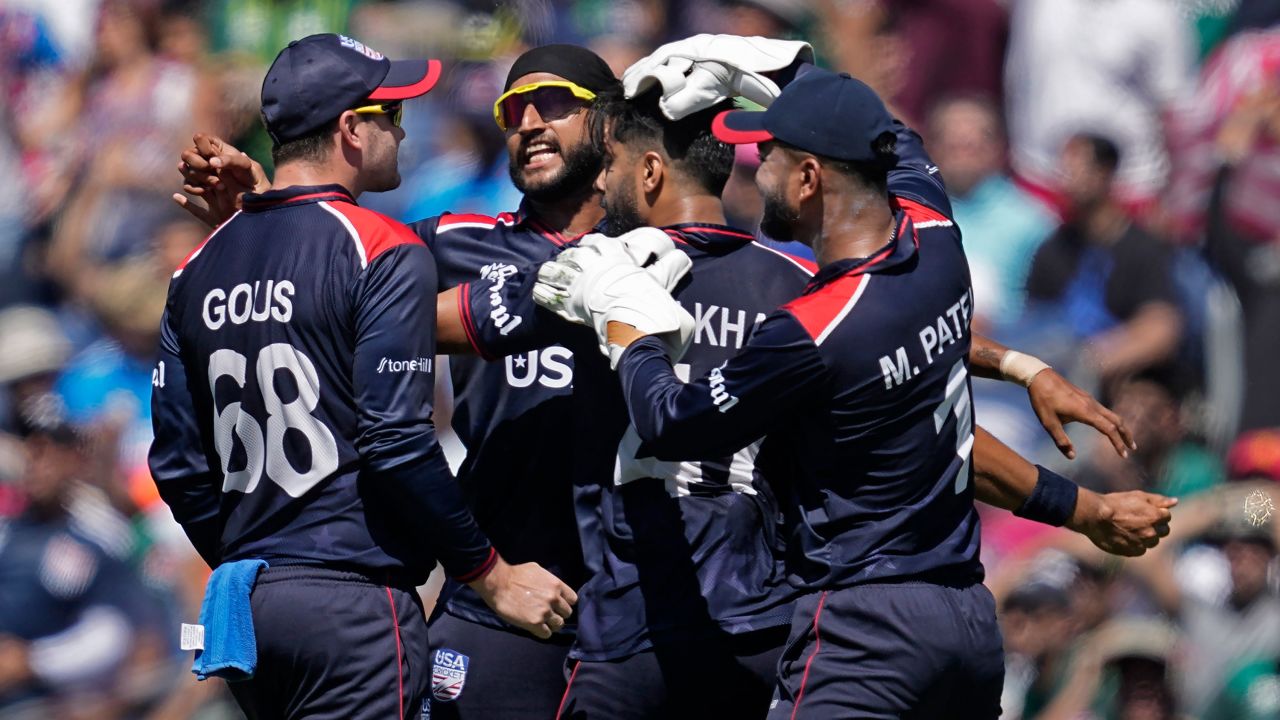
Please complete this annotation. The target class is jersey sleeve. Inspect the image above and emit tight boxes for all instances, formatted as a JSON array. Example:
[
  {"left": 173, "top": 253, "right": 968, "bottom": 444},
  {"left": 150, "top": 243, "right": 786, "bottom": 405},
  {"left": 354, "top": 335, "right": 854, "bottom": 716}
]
[
  {"left": 617, "top": 311, "right": 830, "bottom": 459},
  {"left": 887, "top": 120, "right": 954, "bottom": 220},
  {"left": 351, "top": 242, "right": 496, "bottom": 582},
  {"left": 456, "top": 258, "right": 587, "bottom": 360},
  {"left": 148, "top": 304, "right": 222, "bottom": 567}
]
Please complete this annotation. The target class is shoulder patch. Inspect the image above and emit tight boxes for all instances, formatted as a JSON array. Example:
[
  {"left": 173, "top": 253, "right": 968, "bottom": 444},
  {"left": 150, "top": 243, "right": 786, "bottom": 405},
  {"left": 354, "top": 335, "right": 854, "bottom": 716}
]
[
  {"left": 320, "top": 201, "right": 424, "bottom": 268},
  {"left": 783, "top": 273, "right": 870, "bottom": 345}
]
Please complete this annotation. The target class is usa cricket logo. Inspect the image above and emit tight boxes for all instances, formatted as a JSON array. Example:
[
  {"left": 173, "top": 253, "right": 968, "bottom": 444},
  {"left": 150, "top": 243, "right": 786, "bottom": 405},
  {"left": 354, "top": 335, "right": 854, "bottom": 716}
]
[{"left": 431, "top": 649, "right": 469, "bottom": 702}]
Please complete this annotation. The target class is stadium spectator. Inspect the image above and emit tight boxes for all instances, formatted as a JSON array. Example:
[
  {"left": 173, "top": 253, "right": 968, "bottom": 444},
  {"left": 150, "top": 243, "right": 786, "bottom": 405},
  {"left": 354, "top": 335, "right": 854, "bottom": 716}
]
[
  {"left": 0, "top": 307, "right": 71, "bottom": 435},
  {"left": 1004, "top": 0, "right": 1194, "bottom": 212},
  {"left": 1074, "top": 370, "right": 1224, "bottom": 499},
  {"left": 1025, "top": 134, "right": 1183, "bottom": 386},
  {"left": 0, "top": 396, "right": 141, "bottom": 716},
  {"left": 40, "top": 0, "right": 217, "bottom": 303},
  {"left": 1129, "top": 484, "right": 1280, "bottom": 717},
  {"left": 1202, "top": 77, "right": 1280, "bottom": 432},
  {"left": 927, "top": 94, "right": 1055, "bottom": 333},
  {"left": 816, "top": 0, "right": 1008, "bottom": 128}
]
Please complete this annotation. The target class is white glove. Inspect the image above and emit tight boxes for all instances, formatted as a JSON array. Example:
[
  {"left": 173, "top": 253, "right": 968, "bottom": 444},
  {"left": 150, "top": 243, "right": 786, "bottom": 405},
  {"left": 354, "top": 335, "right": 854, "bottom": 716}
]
[
  {"left": 622, "top": 34, "right": 814, "bottom": 120},
  {"left": 532, "top": 228, "right": 688, "bottom": 319},
  {"left": 533, "top": 231, "right": 694, "bottom": 368}
]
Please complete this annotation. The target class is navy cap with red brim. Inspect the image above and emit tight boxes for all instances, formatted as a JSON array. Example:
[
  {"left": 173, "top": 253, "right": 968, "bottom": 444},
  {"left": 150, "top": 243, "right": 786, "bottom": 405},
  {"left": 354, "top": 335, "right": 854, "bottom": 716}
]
[
  {"left": 369, "top": 58, "right": 443, "bottom": 101},
  {"left": 712, "top": 109, "right": 774, "bottom": 145}
]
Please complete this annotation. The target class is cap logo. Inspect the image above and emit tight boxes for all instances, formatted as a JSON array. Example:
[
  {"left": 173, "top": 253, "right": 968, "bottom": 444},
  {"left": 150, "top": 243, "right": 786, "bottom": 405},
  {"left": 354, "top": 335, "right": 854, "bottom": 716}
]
[{"left": 338, "top": 35, "right": 384, "bottom": 61}]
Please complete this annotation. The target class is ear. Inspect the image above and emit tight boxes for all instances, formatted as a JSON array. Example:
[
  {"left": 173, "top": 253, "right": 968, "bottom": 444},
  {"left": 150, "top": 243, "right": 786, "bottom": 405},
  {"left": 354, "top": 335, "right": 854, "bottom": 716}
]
[
  {"left": 641, "top": 150, "right": 664, "bottom": 194},
  {"left": 796, "top": 156, "right": 822, "bottom": 203},
  {"left": 337, "top": 110, "right": 364, "bottom": 151}
]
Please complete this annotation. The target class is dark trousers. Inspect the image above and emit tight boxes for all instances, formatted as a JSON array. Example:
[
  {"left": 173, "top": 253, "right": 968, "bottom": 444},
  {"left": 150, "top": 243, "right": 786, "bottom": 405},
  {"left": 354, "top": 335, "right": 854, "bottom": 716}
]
[
  {"left": 557, "top": 625, "right": 788, "bottom": 720},
  {"left": 227, "top": 566, "right": 430, "bottom": 720},
  {"left": 767, "top": 582, "right": 1005, "bottom": 720},
  {"left": 426, "top": 610, "right": 573, "bottom": 719}
]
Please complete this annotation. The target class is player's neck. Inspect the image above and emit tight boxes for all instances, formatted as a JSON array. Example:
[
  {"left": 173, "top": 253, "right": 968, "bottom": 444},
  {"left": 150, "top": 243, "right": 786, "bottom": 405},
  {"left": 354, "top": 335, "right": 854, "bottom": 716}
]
[
  {"left": 647, "top": 193, "right": 727, "bottom": 228},
  {"left": 524, "top": 187, "right": 604, "bottom": 237},
  {"left": 814, "top": 194, "right": 896, "bottom": 267},
  {"left": 272, "top": 161, "right": 360, "bottom": 199}
]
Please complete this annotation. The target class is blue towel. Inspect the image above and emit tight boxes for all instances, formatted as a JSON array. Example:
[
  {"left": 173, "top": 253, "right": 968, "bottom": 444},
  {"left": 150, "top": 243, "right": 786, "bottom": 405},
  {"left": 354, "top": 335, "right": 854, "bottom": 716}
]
[{"left": 191, "top": 559, "right": 267, "bottom": 681}]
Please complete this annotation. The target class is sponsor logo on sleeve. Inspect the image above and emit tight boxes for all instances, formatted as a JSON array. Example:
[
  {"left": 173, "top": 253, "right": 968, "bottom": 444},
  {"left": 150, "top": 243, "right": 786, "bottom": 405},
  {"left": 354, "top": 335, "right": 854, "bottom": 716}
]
[
  {"left": 377, "top": 357, "right": 433, "bottom": 374},
  {"left": 479, "top": 263, "right": 524, "bottom": 337}
]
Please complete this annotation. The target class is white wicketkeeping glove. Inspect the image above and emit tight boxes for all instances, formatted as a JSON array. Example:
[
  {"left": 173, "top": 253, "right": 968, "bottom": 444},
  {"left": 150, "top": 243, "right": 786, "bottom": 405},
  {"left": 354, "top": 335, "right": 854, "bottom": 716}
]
[
  {"left": 533, "top": 229, "right": 694, "bottom": 368},
  {"left": 622, "top": 34, "right": 814, "bottom": 120}
]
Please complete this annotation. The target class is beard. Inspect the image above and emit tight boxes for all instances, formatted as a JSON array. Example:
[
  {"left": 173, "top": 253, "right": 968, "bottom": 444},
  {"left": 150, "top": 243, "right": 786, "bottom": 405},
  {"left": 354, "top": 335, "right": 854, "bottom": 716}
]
[
  {"left": 759, "top": 186, "right": 800, "bottom": 242},
  {"left": 601, "top": 179, "right": 646, "bottom": 236},
  {"left": 509, "top": 137, "right": 603, "bottom": 203},
  {"left": 364, "top": 136, "right": 402, "bottom": 193}
]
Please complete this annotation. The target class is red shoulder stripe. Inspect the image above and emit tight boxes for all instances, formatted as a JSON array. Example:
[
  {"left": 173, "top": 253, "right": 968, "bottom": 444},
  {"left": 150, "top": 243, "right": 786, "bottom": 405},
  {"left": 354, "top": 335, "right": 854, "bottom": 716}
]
[
  {"left": 782, "top": 273, "right": 870, "bottom": 344},
  {"left": 895, "top": 197, "right": 952, "bottom": 226},
  {"left": 321, "top": 201, "right": 424, "bottom": 267}
]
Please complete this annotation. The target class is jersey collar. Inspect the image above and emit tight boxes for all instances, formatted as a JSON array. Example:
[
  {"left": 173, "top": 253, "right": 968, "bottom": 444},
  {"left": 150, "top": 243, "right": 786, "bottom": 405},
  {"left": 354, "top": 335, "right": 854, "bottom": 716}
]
[
  {"left": 241, "top": 184, "right": 356, "bottom": 212},
  {"left": 805, "top": 209, "right": 919, "bottom": 291},
  {"left": 662, "top": 223, "right": 755, "bottom": 253},
  {"left": 509, "top": 201, "right": 594, "bottom": 247}
]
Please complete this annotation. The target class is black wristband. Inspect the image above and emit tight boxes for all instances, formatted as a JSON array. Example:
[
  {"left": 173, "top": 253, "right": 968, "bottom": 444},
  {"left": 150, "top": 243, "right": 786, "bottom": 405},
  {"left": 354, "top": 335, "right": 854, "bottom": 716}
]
[{"left": 1013, "top": 466, "right": 1080, "bottom": 527}]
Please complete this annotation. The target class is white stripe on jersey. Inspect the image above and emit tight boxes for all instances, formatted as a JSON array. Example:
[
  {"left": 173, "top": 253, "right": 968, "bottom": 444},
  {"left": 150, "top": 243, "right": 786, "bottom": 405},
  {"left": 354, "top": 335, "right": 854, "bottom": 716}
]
[
  {"left": 814, "top": 275, "right": 870, "bottom": 346},
  {"left": 437, "top": 221, "right": 500, "bottom": 233},
  {"left": 750, "top": 241, "right": 816, "bottom": 277},
  {"left": 173, "top": 211, "right": 241, "bottom": 278},
  {"left": 319, "top": 201, "right": 367, "bottom": 268}
]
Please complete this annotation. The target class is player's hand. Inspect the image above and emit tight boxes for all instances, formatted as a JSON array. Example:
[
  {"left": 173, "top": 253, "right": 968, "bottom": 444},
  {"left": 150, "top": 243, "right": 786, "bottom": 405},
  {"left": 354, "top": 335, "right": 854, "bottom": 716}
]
[
  {"left": 623, "top": 34, "right": 814, "bottom": 119},
  {"left": 534, "top": 232, "right": 693, "bottom": 367},
  {"left": 1027, "top": 369, "right": 1136, "bottom": 460},
  {"left": 469, "top": 557, "right": 577, "bottom": 640},
  {"left": 0, "top": 635, "right": 32, "bottom": 692},
  {"left": 173, "top": 133, "right": 269, "bottom": 228},
  {"left": 1066, "top": 488, "right": 1176, "bottom": 557}
]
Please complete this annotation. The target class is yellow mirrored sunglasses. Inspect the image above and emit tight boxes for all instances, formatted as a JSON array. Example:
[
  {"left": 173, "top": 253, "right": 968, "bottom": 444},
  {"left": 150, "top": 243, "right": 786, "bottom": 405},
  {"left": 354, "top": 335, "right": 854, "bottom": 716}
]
[
  {"left": 493, "top": 81, "right": 597, "bottom": 131},
  {"left": 352, "top": 101, "right": 404, "bottom": 127}
]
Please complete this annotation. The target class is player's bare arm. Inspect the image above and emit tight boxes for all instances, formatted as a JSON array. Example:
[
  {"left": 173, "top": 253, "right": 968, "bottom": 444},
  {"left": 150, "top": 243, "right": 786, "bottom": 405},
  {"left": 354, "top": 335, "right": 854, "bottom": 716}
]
[
  {"left": 968, "top": 334, "right": 1136, "bottom": 459},
  {"left": 972, "top": 427, "right": 1174, "bottom": 556}
]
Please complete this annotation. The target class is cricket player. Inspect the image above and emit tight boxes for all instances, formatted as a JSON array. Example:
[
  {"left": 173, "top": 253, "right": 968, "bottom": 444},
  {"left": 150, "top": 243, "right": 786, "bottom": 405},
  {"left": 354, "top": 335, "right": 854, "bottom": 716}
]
[
  {"left": 460, "top": 80, "right": 1175, "bottom": 717},
  {"left": 149, "top": 34, "right": 574, "bottom": 720},
  {"left": 172, "top": 37, "right": 1165, "bottom": 719},
  {"left": 534, "top": 64, "right": 1175, "bottom": 718},
  {"left": 176, "top": 44, "right": 620, "bottom": 720}
]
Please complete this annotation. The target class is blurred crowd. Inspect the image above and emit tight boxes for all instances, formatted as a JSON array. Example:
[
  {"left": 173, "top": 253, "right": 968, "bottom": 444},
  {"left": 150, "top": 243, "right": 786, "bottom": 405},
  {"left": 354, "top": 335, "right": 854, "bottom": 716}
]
[{"left": 0, "top": 0, "right": 1279, "bottom": 717}]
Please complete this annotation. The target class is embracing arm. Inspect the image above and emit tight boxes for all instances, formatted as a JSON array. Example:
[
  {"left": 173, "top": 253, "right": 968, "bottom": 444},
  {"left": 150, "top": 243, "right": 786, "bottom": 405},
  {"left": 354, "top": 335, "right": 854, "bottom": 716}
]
[{"left": 973, "top": 427, "right": 1174, "bottom": 557}]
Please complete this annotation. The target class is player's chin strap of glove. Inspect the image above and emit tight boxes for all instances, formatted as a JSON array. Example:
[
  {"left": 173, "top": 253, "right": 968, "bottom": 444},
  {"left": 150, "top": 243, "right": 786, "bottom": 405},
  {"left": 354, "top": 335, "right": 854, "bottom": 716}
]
[
  {"left": 622, "top": 34, "right": 814, "bottom": 120},
  {"left": 533, "top": 229, "right": 694, "bottom": 369}
]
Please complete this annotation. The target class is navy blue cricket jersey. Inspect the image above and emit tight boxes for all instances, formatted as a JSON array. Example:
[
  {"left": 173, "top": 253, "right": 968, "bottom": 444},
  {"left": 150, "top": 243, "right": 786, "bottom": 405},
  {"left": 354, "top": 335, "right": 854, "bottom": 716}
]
[
  {"left": 460, "top": 223, "right": 816, "bottom": 660},
  {"left": 149, "top": 185, "right": 494, "bottom": 585},
  {"left": 619, "top": 123, "right": 985, "bottom": 591},
  {"left": 411, "top": 209, "right": 593, "bottom": 634}
]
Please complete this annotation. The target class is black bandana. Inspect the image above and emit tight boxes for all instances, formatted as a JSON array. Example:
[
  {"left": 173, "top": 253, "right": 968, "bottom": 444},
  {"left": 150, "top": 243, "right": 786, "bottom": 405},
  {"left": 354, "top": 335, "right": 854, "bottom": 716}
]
[{"left": 504, "top": 44, "right": 620, "bottom": 93}]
